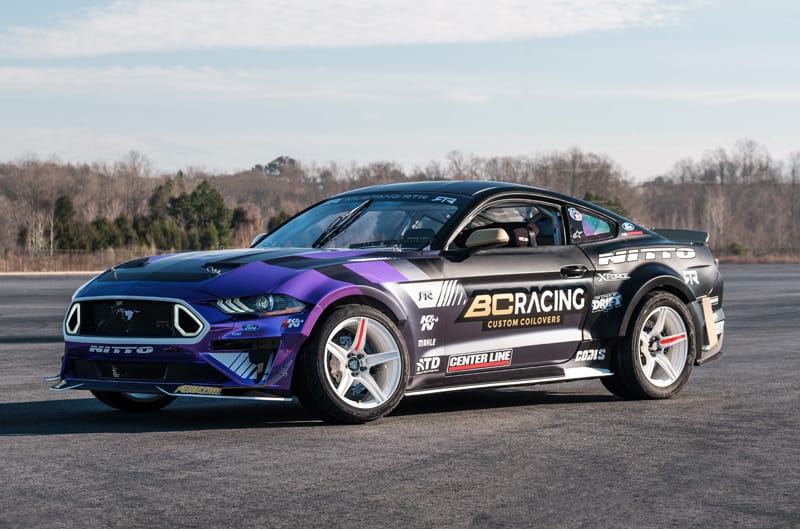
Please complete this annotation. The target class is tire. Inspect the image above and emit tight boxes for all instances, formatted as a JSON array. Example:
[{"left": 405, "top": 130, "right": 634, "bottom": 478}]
[
  {"left": 296, "top": 305, "right": 409, "bottom": 424},
  {"left": 91, "top": 391, "right": 176, "bottom": 411},
  {"left": 602, "top": 291, "right": 695, "bottom": 399}
]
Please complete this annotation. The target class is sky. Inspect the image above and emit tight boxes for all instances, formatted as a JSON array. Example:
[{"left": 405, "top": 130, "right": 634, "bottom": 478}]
[{"left": 0, "top": 0, "right": 798, "bottom": 181}]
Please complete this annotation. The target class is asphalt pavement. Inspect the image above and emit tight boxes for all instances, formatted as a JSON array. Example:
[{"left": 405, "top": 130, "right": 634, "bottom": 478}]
[{"left": 0, "top": 264, "right": 798, "bottom": 529}]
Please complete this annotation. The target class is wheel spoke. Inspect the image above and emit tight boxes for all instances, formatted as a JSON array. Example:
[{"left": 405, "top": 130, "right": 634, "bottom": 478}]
[
  {"left": 363, "top": 350, "right": 400, "bottom": 368},
  {"left": 651, "top": 307, "right": 668, "bottom": 336},
  {"left": 353, "top": 317, "right": 368, "bottom": 353},
  {"left": 336, "top": 371, "right": 355, "bottom": 397},
  {"left": 654, "top": 353, "right": 680, "bottom": 381},
  {"left": 326, "top": 341, "right": 350, "bottom": 366},
  {"left": 639, "top": 331, "right": 651, "bottom": 350},
  {"left": 641, "top": 352, "right": 656, "bottom": 378},
  {"left": 357, "top": 372, "right": 387, "bottom": 405}
]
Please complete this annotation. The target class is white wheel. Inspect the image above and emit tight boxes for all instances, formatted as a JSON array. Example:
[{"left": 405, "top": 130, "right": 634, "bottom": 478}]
[
  {"left": 636, "top": 306, "right": 689, "bottom": 388},
  {"left": 297, "top": 305, "right": 409, "bottom": 423},
  {"left": 323, "top": 316, "right": 403, "bottom": 409},
  {"left": 603, "top": 291, "right": 695, "bottom": 399}
]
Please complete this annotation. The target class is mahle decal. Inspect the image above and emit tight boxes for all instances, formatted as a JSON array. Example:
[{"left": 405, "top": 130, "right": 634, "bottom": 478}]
[{"left": 459, "top": 287, "right": 586, "bottom": 331}]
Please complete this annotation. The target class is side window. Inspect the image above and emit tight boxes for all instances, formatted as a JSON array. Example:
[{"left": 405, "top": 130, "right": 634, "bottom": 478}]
[
  {"left": 566, "top": 207, "right": 614, "bottom": 243},
  {"left": 451, "top": 201, "right": 564, "bottom": 249}
]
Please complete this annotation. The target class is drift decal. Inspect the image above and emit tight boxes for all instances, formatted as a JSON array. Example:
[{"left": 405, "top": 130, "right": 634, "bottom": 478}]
[
  {"left": 592, "top": 292, "right": 622, "bottom": 313},
  {"left": 447, "top": 349, "right": 513, "bottom": 373},
  {"left": 458, "top": 287, "right": 586, "bottom": 331},
  {"left": 401, "top": 280, "right": 467, "bottom": 309}
]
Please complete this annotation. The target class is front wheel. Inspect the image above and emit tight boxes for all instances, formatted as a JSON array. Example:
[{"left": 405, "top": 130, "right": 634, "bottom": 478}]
[
  {"left": 296, "top": 305, "right": 409, "bottom": 424},
  {"left": 91, "top": 391, "right": 176, "bottom": 411},
  {"left": 603, "top": 292, "right": 696, "bottom": 399}
]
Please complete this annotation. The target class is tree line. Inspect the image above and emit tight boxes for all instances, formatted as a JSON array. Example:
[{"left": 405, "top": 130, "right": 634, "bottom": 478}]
[{"left": 0, "top": 138, "right": 798, "bottom": 270}]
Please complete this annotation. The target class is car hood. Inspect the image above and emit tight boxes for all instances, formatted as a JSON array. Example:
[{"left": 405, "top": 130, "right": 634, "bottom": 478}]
[{"left": 75, "top": 247, "right": 411, "bottom": 301}]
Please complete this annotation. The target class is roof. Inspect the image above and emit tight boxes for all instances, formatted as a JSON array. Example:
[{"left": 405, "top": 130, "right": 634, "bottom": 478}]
[{"left": 337, "top": 180, "right": 540, "bottom": 198}]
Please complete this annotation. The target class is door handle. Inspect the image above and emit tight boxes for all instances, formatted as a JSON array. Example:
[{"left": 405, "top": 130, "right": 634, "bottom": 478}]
[{"left": 560, "top": 265, "right": 588, "bottom": 278}]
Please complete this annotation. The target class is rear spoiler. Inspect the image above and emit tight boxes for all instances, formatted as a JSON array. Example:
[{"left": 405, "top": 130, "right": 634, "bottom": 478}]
[{"left": 652, "top": 228, "right": 709, "bottom": 245}]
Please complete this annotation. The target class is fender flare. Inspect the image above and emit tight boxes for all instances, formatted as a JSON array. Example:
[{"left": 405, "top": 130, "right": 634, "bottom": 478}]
[{"left": 618, "top": 265, "right": 697, "bottom": 338}]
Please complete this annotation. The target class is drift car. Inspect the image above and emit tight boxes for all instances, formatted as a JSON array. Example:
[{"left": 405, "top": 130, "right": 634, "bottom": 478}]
[{"left": 51, "top": 181, "right": 724, "bottom": 423}]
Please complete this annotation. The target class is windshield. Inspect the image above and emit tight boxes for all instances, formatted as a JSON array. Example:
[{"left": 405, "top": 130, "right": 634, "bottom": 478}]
[{"left": 257, "top": 194, "right": 463, "bottom": 250}]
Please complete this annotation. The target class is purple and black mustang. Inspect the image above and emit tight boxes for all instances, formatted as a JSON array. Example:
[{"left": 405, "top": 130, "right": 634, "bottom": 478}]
[{"left": 51, "top": 181, "right": 724, "bottom": 423}]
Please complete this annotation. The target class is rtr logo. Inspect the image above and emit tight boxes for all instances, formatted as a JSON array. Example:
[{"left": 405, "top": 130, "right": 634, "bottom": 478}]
[{"left": 683, "top": 270, "right": 699, "bottom": 286}]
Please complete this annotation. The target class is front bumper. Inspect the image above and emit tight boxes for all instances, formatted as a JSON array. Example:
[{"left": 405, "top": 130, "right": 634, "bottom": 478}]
[{"left": 57, "top": 314, "right": 310, "bottom": 397}]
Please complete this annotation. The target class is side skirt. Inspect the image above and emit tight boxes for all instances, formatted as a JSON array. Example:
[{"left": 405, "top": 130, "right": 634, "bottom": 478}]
[{"left": 404, "top": 367, "right": 612, "bottom": 397}]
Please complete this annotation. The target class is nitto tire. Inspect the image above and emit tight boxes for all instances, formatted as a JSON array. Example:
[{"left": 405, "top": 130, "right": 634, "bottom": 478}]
[
  {"left": 296, "top": 305, "right": 409, "bottom": 424},
  {"left": 91, "top": 391, "right": 176, "bottom": 412},
  {"left": 603, "top": 291, "right": 696, "bottom": 400}
]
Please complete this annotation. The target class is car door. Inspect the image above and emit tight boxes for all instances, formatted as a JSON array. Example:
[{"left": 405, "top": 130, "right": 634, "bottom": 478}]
[{"left": 440, "top": 198, "right": 594, "bottom": 381}]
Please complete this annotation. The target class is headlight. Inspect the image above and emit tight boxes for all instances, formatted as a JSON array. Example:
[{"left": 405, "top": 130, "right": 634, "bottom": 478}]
[{"left": 215, "top": 294, "right": 305, "bottom": 316}]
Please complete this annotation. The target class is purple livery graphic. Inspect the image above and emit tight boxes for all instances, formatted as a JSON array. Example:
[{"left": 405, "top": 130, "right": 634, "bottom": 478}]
[{"left": 51, "top": 181, "right": 725, "bottom": 423}]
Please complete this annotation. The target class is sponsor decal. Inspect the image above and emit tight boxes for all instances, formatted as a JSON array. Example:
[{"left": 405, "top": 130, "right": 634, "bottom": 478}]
[
  {"left": 402, "top": 280, "right": 467, "bottom": 309},
  {"left": 432, "top": 196, "right": 457, "bottom": 205},
  {"left": 592, "top": 293, "right": 622, "bottom": 313},
  {"left": 621, "top": 222, "right": 635, "bottom": 232},
  {"left": 568, "top": 207, "right": 583, "bottom": 221},
  {"left": 417, "top": 338, "right": 437, "bottom": 348},
  {"left": 89, "top": 344, "right": 154, "bottom": 354},
  {"left": 459, "top": 287, "right": 586, "bottom": 331},
  {"left": 598, "top": 247, "right": 696, "bottom": 266},
  {"left": 683, "top": 270, "right": 699, "bottom": 286},
  {"left": 415, "top": 356, "right": 441, "bottom": 374},
  {"left": 447, "top": 349, "right": 513, "bottom": 373},
  {"left": 281, "top": 317, "right": 304, "bottom": 329},
  {"left": 621, "top": 230, "right": 645, "bottom": 237},
  {"left": 597, "top": 272, "right": 630, "bottom": 282},
  {"left": 175, "top": 385, "right": 223, "bottom": 396},
  {"left": 574, "top": 348, "right": 606, "bottom": 362},
  {"left": 572, "top": 230, "right": 584, "bottom": 241},
  {"left": 242, "top": 323, "right": 261, "bottom": 332},
  {"left": 420, "top": 314, "right": 439, "bottom": 332}
]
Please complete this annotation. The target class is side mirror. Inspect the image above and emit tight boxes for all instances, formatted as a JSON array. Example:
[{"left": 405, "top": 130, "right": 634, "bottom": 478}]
[
  {"left": 465, "top": 228, "right": 509, "bottom": 249},
  {"left": 250, "top": 233, "right": 268, "bottom": 247}
]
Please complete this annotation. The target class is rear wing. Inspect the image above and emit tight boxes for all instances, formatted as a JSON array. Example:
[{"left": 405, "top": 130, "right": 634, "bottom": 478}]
[{"left": 652, "top": 228, "right": 709, "bottom": 245}]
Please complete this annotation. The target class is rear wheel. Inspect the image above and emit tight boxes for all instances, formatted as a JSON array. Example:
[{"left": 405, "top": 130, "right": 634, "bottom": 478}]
[
  {"left": 91, "top": 391, "right": 176, "bottom": 411},
  {"left": 296, "top": 305, "right": 408, "bottom": 424},
  {"left": 603, "top": 292, "right": 695, "bottom": 399}
]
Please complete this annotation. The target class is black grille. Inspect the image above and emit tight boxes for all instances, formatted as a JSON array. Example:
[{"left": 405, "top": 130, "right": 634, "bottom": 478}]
[
  {"left": 211, "top": 338, "right": 281, "bottom": 351},
  {"left": 70, "top": 359, "right": 229, "bottom": 383},
  {"left": 78, "top": 300, "right": 184, "bottom": 338}
]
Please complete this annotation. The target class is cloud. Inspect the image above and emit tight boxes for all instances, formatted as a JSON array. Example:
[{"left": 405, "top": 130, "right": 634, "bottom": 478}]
[
  {"left": 2, "top": 66, "right": 796, "bottom": 108},
  {"left": 0, "top": 0, "right": 696, "bottom": 58}
]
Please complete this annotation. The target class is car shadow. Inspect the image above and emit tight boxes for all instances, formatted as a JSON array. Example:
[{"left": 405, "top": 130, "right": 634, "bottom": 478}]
[
  {"left": 0, "top": 386, "right": 621, "bottom": 436},
  {"left": 393, "top": 386, "right": 620, "bottom": 417}
]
